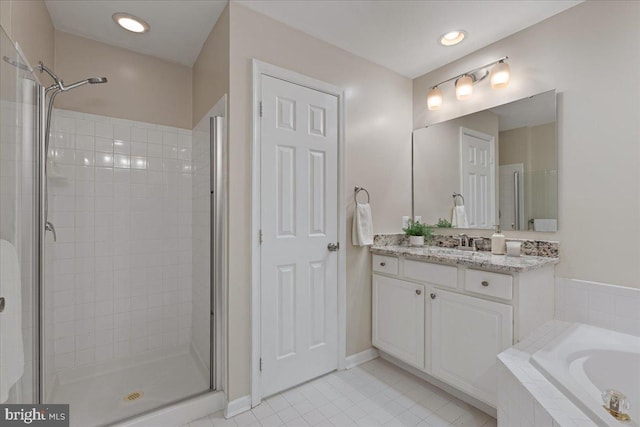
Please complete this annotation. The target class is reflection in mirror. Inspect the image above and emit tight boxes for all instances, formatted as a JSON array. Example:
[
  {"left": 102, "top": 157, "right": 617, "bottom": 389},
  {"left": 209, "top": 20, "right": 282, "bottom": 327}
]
[{"left": 412, "top": 90, "right": 557, "bottom": 232}]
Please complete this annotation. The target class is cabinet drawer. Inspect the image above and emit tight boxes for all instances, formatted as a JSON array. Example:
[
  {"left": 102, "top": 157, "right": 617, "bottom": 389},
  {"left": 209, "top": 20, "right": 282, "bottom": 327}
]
[
  {"left": 464, "top": 269, "right": 513, "bottom": 300},
  {"left": 372, "top": 255, "right": 399, "bottom": 275},
  {"left": 404, "top": 260, "right": 457, "bottom": 289}
]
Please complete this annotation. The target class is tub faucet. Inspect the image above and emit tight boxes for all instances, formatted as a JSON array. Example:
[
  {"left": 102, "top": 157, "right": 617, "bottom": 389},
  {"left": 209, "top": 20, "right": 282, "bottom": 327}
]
[{"left": 602, "top": 389, "right": 631, "bottom": 421}]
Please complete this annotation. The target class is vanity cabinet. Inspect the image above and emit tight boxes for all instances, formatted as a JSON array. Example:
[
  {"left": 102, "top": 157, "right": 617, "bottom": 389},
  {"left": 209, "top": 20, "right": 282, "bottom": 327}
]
[
  {"left": 370, "top": 252, "right": 554, "bottom": 409},
  {"left": 372, "top": 275, "right": 425, "bottom": 369},
  {"left": 431, "top": 289, "right": 512, "bottom": 406}
]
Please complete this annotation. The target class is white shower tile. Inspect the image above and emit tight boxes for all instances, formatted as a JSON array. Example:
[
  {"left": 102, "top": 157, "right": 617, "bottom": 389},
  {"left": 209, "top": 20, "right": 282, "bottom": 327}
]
[
  {"left": 114, "top": 124, "right": 131, "bottom": 142},
  {"left": 163, "top": 131, "right": 178, "bottom": 147},
  {"left": 75, "top": 119, "right": 94, "bottom": 136},
  {"left": 131, "top": 141, "right": 147, "bottom": 157},
  {"left": 148, "top": 129, "right": 163, "bottom": 144},
  {"left": 131, "top": 127, "right": 147, "bottom": 142},
  {"left": 76, "top": 134, "right": 95, "bottom": 151},
  {"left": 50, "top": 108, "right": 195, "bottom": 378},
  {"left": 95, "top": 136, "right": 114, "bottom": 153},
  {"left": 94, "top": 122, "right": 113, "bottom": 139},
  {"left": 95, "top": 153, "right": 114, "bottom": 167}
]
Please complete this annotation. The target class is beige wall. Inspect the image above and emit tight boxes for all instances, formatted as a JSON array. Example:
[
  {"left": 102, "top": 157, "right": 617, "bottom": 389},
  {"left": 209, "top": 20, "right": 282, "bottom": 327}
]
[
  {"left": 413, "top": 110, "right": 499, "bottom": 224},
  {"left": 192, "top": 5, "right": 229, "bottom": 127},
  {"left": 227, "top": 2, "right": 412, "bottom": 399},
  {"left": 413, "top": 1, "right": 640, "bottom": 288},
  {"left": 54, "top": 31, "right": 192, "bottom": 129},
  {"left": 0, "top": 0, "right": 54, "bottom": 69}
]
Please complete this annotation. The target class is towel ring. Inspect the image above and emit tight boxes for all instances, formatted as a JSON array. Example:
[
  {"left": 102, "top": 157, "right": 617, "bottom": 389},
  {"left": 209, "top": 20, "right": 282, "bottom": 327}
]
[
  {"left": 452, "top": 193, "right": 464, "bottom": 206},
  {"left": 354, "top": 186, "right": 370, "bottom": 204}
]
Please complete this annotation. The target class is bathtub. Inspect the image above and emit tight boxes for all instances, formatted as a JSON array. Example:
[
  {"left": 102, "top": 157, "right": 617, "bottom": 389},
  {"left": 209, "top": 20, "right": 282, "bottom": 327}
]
[{"left": 531, "top": 323, "right": 640, "bottom": 426}]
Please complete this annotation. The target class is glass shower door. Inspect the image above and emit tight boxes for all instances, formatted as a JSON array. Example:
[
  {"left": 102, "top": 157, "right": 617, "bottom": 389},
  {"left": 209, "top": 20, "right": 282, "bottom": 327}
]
[{"left": 0, "top": 25, "right": 39, "bottom": 405}]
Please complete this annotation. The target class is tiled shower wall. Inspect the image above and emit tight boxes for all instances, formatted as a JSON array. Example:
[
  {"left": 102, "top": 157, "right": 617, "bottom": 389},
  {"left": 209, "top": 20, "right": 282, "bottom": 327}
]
[{"left": 47, "top": 109, "right": 193, "bottom": 373}]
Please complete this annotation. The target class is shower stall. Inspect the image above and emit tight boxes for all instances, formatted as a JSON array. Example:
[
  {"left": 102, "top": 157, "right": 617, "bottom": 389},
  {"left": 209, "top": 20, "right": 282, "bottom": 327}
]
[{"left": 0, "top": 26, "right": 226, "bottom": 427}]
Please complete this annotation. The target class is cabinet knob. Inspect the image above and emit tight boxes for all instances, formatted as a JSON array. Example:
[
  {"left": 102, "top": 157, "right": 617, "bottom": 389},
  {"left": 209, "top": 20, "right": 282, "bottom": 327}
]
[
  {"left": 380, "top": 262, "right": 386, "bottom": 267},
  {"left": 481, "top": 281, "right": 489, "bottom": 287},
  {"left": 430, "top": 293, "right": 436, "bottom": 299},
  {"left": 415, "top": 289, "right": 422, "bottom": 295}
]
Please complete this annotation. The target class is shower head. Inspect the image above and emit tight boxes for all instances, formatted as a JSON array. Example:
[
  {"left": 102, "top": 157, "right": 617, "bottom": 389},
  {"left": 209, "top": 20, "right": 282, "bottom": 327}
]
[{"left": 38, "top": 61, "right": 107, "bottom": 92}]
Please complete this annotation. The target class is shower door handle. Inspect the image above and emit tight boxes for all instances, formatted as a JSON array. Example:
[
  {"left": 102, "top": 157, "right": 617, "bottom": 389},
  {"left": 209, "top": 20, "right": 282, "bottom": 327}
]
[{"left": 45, "top": 221, "right": 57, "bottom": 242}]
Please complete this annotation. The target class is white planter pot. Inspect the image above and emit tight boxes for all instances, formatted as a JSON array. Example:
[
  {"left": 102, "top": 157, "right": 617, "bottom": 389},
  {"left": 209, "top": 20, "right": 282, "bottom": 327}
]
[{"left": 409, "top": 235, "right": 424, "bottom": 247}]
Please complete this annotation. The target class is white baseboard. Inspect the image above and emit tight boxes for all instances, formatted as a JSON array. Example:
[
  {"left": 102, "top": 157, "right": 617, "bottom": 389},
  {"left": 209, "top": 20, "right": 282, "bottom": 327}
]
[
  {"left": 345, "top": 348, "right": 379, "bottom": 369},
  {"left": 225, "top": 395, "right": 252, "bottom": 418}
]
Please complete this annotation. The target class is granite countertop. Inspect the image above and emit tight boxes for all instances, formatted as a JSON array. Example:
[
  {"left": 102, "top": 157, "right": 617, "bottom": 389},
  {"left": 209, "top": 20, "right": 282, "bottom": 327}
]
[{"left": 370, "top": 244, "right": 558, "bottom": 273}]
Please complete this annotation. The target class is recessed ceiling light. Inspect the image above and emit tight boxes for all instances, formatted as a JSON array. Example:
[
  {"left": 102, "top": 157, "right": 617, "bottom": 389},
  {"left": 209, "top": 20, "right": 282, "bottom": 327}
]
[
  {"left": 112, "top": 12, "right": 150, "bottom": 34},
  {"left": 440, "top": 30, "right": 466, "bottom": 46}
]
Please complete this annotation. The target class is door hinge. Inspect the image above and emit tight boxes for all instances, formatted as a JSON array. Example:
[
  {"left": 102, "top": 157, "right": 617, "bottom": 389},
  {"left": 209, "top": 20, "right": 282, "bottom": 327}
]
[
  {"left": 259, "top": 101, "right": 263, "bottom": 117},
  {"left": 259, "top": 357, "right": 263, "bottom": 372},
  {"left": 259, "top": 229, "right": 263, "bottom": 245}
]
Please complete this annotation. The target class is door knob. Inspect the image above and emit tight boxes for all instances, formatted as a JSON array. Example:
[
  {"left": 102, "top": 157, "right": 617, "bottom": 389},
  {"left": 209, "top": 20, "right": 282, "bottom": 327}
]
[
  {"left": 416, "top": 289, "right": 422, "bottom": 295},
  {"left": 430, "top": 293, "right": 436, "bottom": 300},
  {"left": 327, "top": 242, "right": 339, "bottom": 252},
  {"left": 481, "top": 281, "right": 489, "bottom": 287},
  {"left": 380, "top": 262, "right": 386, "bottom": 267}
]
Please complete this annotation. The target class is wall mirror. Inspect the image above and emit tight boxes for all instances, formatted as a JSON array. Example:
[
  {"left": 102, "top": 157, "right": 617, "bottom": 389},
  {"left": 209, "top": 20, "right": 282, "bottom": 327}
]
[{"left": 412, "top": 89, "right": 557, "bottom": 232}]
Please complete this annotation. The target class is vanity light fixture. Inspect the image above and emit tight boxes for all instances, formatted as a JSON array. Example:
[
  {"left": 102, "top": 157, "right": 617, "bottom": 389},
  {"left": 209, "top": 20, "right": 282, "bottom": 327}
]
[
  {"left": 427, "top": 56, "right": 510, "bottom": 110},
  {"left": 427, "top": 86, "right": 443, "bottom": 110},
  {"left": 112, "top": 12, "right": 150, "bottom": 34},
  {"left": 490, "top": 60, "right": 511, "bottom": 89},
  {"left": 455, "top": 75, "right": 474, "bottom": 100}
]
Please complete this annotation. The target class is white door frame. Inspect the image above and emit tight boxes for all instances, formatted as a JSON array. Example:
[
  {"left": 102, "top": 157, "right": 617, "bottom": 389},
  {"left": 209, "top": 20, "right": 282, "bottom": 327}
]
[{"left": 250, "top": 59, "right": 347, "bottom": 407}]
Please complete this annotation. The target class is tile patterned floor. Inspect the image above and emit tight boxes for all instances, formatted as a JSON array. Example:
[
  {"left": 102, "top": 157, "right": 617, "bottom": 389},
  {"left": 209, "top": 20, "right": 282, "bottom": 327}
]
[{"left": 185, "top": 358, "right": 497, "bottom": 427}]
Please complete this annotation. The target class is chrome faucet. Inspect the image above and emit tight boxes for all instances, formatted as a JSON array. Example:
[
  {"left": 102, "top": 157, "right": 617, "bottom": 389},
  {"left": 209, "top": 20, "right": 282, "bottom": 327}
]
[{"left": 456, "top": 234, "right": 477, "bottom": 251}]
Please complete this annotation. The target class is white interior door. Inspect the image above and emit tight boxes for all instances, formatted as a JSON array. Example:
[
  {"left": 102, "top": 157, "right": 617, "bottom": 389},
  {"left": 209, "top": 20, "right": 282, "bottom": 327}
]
[
  {"left": 260, "top": 75, "right": 339, "bottom": 397},
  {"left": 499, "top": 163, "right": 524, "bottom": 230},
  {"left": 460, "top": 127, "right": 496, "bottom": 228}
]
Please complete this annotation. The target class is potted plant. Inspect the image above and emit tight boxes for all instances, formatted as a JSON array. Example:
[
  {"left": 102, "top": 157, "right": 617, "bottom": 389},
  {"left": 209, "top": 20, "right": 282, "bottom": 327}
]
[{"left": 403, "top": 220, "right": 432, "bottom": 247}]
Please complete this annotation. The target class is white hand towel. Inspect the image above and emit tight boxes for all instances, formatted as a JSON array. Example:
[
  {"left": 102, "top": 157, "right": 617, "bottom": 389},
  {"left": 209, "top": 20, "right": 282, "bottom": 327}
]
[
  {"left": 352, "top": 203, "right": 373, "bottom": 246},
  {"left": 0, "top": 239, "right": 24, "bottom": 403},
  {"left": 451, "top": 205, "right": 469, "bottom": 229}
]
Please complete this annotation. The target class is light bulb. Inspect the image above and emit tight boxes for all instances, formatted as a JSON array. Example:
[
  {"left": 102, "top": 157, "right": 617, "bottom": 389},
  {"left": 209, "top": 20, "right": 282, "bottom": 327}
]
[
  {"left": 490, "top": 61, "right": 510, "bottom": 89},
  {"left": 440, "top": 30, "right": 466, "bottom": 46},
  {"left": 427, "top": 87, "right": 443, "bottom": 110},
  {"left": 455, "top": 75, "right": 473, "bottom": 100},
  {"left": 112, "top": 13, "right": 150, "bottom": 34}
]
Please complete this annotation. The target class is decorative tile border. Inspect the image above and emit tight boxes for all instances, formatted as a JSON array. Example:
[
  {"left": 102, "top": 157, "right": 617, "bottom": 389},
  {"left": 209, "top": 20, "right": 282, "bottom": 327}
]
[{"left": 373, "top": 233, "right": 559, "bottom": 258}]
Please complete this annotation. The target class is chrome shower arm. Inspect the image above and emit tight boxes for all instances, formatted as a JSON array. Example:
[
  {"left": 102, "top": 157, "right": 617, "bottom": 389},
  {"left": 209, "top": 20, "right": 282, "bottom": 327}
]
[{"left": 38, "top": 61, "right": 62, "bottom": 86}]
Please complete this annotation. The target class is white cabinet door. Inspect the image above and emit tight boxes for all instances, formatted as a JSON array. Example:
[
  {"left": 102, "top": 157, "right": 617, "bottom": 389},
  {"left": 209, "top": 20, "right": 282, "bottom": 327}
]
[
  {"left": 372, "top": 275, "right": 425, "bottom": 369},
  {"left": 431, "top": 289, "right": 512, "bottom": 407}
]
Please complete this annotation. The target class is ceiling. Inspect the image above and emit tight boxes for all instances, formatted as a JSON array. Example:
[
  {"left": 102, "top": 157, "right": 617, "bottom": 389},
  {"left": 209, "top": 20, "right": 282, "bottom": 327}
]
[
  {"left": 45, "top": 0, "right": 580, "bottom": 76},
  {"left": 44, "top": 1, "right": 228, "bottom": 66},
  {"left": 237, "top": 0, "right": 581, "bottom": 78}
]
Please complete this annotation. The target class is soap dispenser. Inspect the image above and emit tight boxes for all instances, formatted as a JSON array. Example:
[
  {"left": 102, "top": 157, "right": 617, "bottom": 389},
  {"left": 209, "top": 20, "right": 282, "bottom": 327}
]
[{"left": 491, "top": 225, "right": 506, "bottom": 255}]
